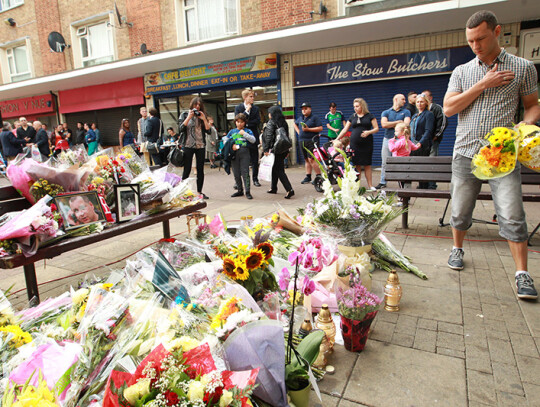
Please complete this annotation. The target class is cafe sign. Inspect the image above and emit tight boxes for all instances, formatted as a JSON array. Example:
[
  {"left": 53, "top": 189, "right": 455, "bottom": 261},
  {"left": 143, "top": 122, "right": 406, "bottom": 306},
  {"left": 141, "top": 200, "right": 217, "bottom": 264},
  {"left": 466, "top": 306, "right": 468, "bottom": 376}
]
[
  {"left": 0, "top": 94, "right": 54, "bottom": 118},
  {"left": 144, "top": 53, "right": 279, "bottom": 95},
  {"left": 294, "top": 47, "right": 474, "bottom": 87}
]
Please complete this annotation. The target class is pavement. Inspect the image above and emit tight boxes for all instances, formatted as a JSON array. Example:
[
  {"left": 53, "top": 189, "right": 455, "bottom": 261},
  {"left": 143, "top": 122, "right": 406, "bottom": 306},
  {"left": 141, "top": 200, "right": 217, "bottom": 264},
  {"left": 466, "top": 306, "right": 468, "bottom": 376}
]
[{"left": 1, "top": 164, "right": 540, "bottom": 407}]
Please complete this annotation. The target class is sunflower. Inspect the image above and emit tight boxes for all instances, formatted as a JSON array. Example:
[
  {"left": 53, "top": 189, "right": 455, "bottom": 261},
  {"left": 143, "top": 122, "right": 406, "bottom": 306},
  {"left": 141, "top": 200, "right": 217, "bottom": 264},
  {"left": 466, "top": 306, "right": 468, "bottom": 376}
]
[
  {"left": 223, "top": 256, "right": 236, "bottom": 279},
  {"left": 234, "top": 260, "right": 250, "bottom": 281},
  {"left": 245, "top": 250, "right": 264, "bottom": 270},
  {"left": 214, "top": 244, "right": 229, "bottom": 259},
  {"left": 257, "top": 242, "right": 274, "bottom": 261}
]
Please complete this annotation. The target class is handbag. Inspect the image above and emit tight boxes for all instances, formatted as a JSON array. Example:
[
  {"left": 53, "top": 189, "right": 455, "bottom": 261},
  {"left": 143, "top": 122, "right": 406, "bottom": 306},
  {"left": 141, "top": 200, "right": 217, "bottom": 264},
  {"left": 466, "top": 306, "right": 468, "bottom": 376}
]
[
  {"left": 273, "top": 127, "right": 292, "bottom": 155},
  {"left": 168, "top": 146, "right": 184, "bottom": 167},
  {"left": 145, "top": 119, "right": 163, "bottom": 155}
]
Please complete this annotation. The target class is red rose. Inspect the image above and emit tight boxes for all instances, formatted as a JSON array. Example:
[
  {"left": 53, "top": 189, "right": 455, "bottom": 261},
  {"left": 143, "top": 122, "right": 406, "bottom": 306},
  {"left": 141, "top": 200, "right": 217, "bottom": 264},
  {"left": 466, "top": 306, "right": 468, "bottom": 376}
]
[
  {"left": 50, "top": 203, "right": 57, "bottom": 212},
  {"left": 121, "top": 167, "right": 125, "bottom": 173},
  {"left": 203, "top": 387, "right": 223, "bottom": 404},
  {"left": 165, "top": 391, "right": 179, "bottom": 406}
]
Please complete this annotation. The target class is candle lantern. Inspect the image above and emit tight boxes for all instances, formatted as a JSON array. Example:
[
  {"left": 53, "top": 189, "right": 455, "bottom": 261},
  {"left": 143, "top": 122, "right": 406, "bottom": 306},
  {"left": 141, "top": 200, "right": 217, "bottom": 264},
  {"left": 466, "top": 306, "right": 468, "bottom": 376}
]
[
  {"left": 315, "top": 304, "right": 336, "bottom": 350},
  {"left": 384, "top": 270, "right": 402, "bottom": 312}
]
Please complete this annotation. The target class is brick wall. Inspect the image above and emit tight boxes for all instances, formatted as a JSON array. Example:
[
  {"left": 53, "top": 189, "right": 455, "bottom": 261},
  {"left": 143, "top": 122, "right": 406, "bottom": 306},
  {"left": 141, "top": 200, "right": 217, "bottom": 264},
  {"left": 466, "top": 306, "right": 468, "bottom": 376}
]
[
  {"left": 261, "top": 0, "right": 313, "bottom": 31},
  {"left": 35, "top": 0, "right": 66, "bottom": 75},
  {"left": 126, "top": 0, "right": 164, "bottom": 57}
]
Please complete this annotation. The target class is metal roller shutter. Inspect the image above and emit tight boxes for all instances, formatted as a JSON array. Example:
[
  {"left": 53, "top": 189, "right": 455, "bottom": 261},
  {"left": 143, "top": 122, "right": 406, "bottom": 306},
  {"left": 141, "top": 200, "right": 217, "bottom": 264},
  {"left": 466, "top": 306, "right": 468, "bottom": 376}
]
[
  {"left": 66, "top": 106, "right": 141, "bottom": 147},
  {"left": 294, "top": 74, "right": 456, "bottom": 165}
]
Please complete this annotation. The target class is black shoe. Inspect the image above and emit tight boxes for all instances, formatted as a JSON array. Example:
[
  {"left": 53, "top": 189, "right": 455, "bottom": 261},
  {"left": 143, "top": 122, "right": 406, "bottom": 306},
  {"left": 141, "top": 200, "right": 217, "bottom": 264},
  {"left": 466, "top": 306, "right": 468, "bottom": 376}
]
[
  {"left": 233, "top": 184, "right": 238, "bottom": 190},
  {"left": 267, "top": 189, "right": 277, "bottom": 194},
  {"left": 516, "top": 273, "right": 538, "bottom": 300},
  {"left": 246, "top": 193, "right": 253, "bottom": 200},
  {"left": 231, "top": 191, "right": 244, "bottom": 197},
  {"left": 253, "top": 181, "right": 261, "bottom": 187},
  {"left": 375, "top": 183, "right": 386, "bottom": 189},
  {"left": 210, "top": 164, "right": 217, "bottom": 169},
  {"left": 200, "top": 193, "right": 209, "bottom": 200},
  {"left": 284, "top": 190, "right": 295, "bottom": 199},
  {"left": 301, "top": 176, "right": 312, "bottom": 184}
]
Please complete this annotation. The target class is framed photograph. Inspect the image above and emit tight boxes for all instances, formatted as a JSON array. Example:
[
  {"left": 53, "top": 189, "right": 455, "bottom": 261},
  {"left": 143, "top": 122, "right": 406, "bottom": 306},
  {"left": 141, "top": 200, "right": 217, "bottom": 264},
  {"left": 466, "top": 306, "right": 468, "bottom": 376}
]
[
  {"left": 54, "top": 191, "right": 106, "bottom": 231},
  {"left": 114, "top": 184, "right": 140, "bottom": 223}
]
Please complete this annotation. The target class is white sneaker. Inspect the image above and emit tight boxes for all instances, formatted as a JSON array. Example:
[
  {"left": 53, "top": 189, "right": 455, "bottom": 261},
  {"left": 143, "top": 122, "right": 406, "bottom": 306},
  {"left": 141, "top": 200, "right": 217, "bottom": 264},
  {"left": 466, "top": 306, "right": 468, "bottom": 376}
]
[
  {"left": 369, "top": 186, "right": 377, "bottom": 192},
  {"left": 393, "top": 201, "right": 403, "bottom": 207}
]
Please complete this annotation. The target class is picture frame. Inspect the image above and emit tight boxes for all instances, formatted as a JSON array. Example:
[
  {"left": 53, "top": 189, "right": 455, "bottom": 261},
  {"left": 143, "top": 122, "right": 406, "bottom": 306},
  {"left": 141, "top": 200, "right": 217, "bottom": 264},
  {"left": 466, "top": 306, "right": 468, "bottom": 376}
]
[
  {"left": 114, "top": 184, "right": 141, "bottom": 223},
  {"left": 54, "top": 191, "right": 106, "bottom": 231}
]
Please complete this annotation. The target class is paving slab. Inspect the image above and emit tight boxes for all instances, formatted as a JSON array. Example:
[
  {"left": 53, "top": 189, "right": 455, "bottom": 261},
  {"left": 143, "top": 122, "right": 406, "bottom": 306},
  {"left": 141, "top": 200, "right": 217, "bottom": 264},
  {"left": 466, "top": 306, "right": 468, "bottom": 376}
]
[
  {"left": 318, "top": 345, "right": 358, "bottom": 397},
  {"left": 343, "top": 341, "right": 466, "bottom": 407}
]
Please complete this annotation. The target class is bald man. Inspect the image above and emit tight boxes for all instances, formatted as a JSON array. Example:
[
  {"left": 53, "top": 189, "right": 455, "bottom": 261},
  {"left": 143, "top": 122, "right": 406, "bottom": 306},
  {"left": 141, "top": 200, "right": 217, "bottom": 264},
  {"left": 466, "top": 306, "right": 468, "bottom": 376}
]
[{"left": 33, "top": 120, "right": 50, "bottom": 157}]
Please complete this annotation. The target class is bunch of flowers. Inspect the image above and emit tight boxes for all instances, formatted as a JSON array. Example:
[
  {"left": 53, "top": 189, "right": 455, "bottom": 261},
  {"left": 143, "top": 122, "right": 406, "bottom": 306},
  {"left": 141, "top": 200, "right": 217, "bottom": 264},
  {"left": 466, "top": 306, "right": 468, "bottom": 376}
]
[
  {"left": 336, "top": 283, "right": 382, "bottom": 321},
  {"left": 86, "top": 175, "right": 109, "bottom": 198},
  {"left": 209, "top": 296, "right": 264, "bottom": 340},
  {"left": 94, "top": 155, "right": 128, "bottom": 184},
  {"left": 105, "top": 343, "right": 258, "bottom": 407},
  {"left": 29, "top": 179, "right": 64, "bottom": 202},
  {"left": 300, "top": 156, "right": 403, "bottom": 246},
  {"left": 3, "top": 371, "right": 58, "bottom": 407},
  {"left": 472, "top": 127, "right": 518, "bottom": 179},
  {"left": 517, "top": 124, "right": 540, "bottom": 171},
  {"left": 56, "top": 147, "right": 88, "bottom": 167},
  {"left": 117, "top": 148, "right": 147, "bottom": 177},
  {"left": 219, "top": 241, "right": 278, "bottom": 296}
]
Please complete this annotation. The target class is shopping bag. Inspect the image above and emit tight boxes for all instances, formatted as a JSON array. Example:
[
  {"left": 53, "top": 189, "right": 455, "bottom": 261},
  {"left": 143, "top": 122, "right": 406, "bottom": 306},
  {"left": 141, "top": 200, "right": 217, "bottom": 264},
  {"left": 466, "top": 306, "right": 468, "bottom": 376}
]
[
  {"left": 168, "top": 146, "right": 184, "bottom": 167},
  {"left": 258, "top": 153, "right": 274, "bottom": 182},
  {"left": 146, "top": 142, "right": 159, "bottom": 155}
]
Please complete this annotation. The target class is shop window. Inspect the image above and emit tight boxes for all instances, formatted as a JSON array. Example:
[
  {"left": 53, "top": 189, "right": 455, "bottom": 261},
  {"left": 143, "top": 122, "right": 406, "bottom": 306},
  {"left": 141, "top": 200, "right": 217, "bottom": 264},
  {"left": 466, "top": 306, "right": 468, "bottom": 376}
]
[
  {"left": 183, "top": 0, "right": 238, "bottom": 43},
  {"left": 4, "top": 43, "right": 32, "bottom": 83},
  {"left": 77, "top": 21, "right": 114, "bottom": 67},
  {"left": 0, "top": 0, "right": 23, "bottom": 12}
]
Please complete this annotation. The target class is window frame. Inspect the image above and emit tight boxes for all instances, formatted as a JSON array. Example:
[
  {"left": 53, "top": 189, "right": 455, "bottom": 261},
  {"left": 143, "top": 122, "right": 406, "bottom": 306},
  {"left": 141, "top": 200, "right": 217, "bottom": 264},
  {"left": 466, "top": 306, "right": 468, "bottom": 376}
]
[
  {"left": 0, "top": 0, "right": 24, "bottom": 13},
  {"left": 182, "top": 0, "right": 239, "bottom": 44},
  {"left": 0, "top": 38, "right": 33, "bottom": 83},
  {"left": 77, "top": 21, "right": 114, "bottom": 67},
  {"left": 71, "top": 12, "right": 117, "bottom": 69}
]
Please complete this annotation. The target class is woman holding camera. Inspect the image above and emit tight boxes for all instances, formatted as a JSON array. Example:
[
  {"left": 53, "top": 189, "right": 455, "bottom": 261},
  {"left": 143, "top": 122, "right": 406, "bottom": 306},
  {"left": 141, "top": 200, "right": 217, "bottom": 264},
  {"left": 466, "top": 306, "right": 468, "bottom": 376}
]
[{"left": 179, "top": 97, "right": 211, "bottom": 199}]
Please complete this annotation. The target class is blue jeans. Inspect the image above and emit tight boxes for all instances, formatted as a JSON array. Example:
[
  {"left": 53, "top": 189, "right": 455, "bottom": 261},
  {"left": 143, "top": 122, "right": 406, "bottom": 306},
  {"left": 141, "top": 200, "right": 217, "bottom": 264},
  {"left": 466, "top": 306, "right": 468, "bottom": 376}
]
[
  {"left": 380, "top": 137, "right": 392, "bottom": 185},
  {"left": 450, "top": 154, "right": 527, "bottom": 242}
]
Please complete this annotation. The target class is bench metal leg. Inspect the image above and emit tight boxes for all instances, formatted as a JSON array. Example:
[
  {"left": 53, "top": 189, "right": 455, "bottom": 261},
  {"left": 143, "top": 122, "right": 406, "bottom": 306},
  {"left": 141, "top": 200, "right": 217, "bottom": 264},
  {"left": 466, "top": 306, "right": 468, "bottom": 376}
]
[
  {"left": 528, "top": 222, "right": 540, "bottom": 246},
  {"left": 23, "top": 263, "right": 40, "bottom": 305},
  {"left": 402, "top": 197, "right": 410, "bottom": 229},
  {"left": 163, "top": 220, "right": 171, "bottom": 239},
  {"left": 439, "top": 199, "right": 451, "bottom": 227}
]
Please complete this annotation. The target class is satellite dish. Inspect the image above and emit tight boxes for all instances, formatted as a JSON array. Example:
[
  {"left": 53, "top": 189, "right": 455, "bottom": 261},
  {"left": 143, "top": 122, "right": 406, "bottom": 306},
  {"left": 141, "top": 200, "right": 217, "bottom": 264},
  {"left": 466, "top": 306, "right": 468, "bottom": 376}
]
[
  {"left": 115, "top": 1, "right": 122, "bottom": 26},
  {"left": 140, "top": 43, "right": 152, "bottom": 55},
  {"left": 48, "top": 31, "right": 68, "bottom": 53}
]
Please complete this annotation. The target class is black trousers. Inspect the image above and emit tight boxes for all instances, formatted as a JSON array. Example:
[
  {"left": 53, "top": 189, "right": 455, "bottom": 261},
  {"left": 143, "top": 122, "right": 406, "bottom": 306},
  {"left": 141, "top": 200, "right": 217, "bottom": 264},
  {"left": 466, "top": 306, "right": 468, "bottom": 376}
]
[
  {"left": 182, "top": 147, "right": 205, "bottom": 193},
  {"left": 271, "top": 153, "right": 292, "bottom": 192},
  {"left": 410, "top": 143, "right": 431, "bottom": 189},
  {"left": 232, "top": 147, "right": 251, "bottom": 193},
  {"left": 248, "top": 143, "right": 260, "bottom": 182}
]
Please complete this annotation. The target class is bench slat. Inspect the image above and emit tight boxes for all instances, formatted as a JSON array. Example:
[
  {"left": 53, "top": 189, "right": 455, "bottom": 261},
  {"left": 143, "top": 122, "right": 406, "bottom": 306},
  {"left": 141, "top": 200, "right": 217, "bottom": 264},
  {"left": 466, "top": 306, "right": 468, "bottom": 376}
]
[
  {"left": 385, "top": 164, "right": 453, "bottom": 173},
  {"left": 0, "top": 198, "right": 32, "bottom": 213},
  {"left": 385, "top": 172, "right": 452, "bottom": 182},
  {"left": 0, "top": 186, "right": 22, "bottom": 201}
]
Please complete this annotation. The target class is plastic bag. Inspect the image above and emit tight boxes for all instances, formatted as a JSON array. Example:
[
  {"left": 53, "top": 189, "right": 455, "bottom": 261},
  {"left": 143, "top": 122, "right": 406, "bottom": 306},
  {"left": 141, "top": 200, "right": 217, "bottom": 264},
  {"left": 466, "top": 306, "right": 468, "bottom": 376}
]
[
  {"left": 517, "top": 124, "right": 540, "bottom": 172},
  {"left": 471, "top": 127, "right": 519, "bottom": 179},
  {"left": 258, "top": 153, "right": 274, "bottom": 182}
]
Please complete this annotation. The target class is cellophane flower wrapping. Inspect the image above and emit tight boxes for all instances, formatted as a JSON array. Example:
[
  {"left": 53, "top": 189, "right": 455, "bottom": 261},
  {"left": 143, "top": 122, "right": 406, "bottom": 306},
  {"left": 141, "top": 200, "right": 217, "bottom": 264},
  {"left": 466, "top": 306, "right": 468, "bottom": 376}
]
[
  {"left": 223, "top": 319, "right": 287, "bottom": 407},
  {"left": 517, "top": 124, "right": 540, "bottom": 172},
  {"left": 0, "top": 196, "right": 60, "bottom": 257},
  {"left": 471, "top": 127, "right": 519, "bottom": 179},
  {"left": 118, "top": 146, "right": 149, "bottom": 177},
  {"left": 335, "top": 281, "right": 382, "bottom": 322},
  {"left": 300, "top": 155, "right": 403, "bottom": 247},
  {"left": 131, "top": 166, "right": 182, "bottom": 206},
  {"left": 6, "top": 158, "right": 40, "bottom": 203},
  {"left": 50, "top": 145, "right": 89, "bottom": 169}
]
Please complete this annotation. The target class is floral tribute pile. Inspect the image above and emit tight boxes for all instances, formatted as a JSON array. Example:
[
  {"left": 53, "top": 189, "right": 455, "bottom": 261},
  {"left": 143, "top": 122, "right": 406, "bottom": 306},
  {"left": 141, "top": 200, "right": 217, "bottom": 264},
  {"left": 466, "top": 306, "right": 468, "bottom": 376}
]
[
  {"left": 0, "top": 145, "right": 203, "bottom": 258},
  {"left": 0, "top": 157, "right": 427, "bottom": 407}
]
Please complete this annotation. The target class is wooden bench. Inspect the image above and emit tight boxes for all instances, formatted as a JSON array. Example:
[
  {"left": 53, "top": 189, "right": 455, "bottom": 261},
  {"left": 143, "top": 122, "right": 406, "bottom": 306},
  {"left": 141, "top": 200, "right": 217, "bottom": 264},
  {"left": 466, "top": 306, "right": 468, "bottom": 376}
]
[
  {"left": 384, "top": 156, "right": 540, "bottom": 244},
  {"left": 0, "top": 185, "right": 206, "bottom": 304}
]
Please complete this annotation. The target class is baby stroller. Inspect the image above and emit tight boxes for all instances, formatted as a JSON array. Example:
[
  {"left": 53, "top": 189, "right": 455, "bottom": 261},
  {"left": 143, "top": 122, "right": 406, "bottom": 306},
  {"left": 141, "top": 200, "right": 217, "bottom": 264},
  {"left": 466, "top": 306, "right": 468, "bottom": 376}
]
[{"left": 312, "top": 136, "right": 346, "bottom": 193}]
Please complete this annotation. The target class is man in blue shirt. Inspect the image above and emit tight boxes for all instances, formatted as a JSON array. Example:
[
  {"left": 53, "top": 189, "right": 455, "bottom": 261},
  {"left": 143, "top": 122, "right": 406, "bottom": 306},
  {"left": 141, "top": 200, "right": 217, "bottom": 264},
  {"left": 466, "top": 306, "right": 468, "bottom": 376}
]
[
  {"left": 294, "top": 102, "right": 323, "bottom": 184},
  {"left": 379, "top": 94, "right": 411, "bottom": 188}
]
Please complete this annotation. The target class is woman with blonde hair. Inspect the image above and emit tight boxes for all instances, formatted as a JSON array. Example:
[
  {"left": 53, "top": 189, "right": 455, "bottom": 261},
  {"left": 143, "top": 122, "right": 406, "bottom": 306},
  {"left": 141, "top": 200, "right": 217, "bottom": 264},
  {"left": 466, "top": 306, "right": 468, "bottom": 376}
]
[{"left": 337, "top": 98, "right": 379, "bottom": 190}]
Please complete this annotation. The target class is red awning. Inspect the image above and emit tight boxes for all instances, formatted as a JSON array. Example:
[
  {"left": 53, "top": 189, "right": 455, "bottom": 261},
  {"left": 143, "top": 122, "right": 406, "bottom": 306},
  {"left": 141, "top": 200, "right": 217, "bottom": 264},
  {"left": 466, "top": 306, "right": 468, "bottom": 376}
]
[{"left": 58, "top": 77, "right": 144, "bottom": 114}]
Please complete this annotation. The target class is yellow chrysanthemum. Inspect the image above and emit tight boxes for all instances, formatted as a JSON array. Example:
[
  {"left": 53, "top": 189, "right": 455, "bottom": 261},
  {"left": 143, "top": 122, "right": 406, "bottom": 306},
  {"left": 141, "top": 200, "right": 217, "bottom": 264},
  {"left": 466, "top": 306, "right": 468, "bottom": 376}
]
[{"left": 0, "top": 325, "right": 32, "bottom": 347}]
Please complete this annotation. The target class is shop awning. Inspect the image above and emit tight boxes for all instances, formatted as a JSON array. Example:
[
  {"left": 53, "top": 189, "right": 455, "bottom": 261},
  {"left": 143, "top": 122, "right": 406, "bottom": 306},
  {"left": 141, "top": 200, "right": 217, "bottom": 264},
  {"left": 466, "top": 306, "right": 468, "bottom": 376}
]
[{"left": 58, "top": 77, "right": 143, "bottom": 114}]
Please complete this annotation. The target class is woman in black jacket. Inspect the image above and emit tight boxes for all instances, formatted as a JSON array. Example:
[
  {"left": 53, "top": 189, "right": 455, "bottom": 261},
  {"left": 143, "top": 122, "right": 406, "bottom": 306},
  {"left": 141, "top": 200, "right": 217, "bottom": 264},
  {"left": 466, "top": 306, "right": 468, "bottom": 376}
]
[
  {"left": 262, "top": 106, "right": 294, "bottom": 199},
  {"left": 178, "top": 97, "right": 210, "bottom": 199}
]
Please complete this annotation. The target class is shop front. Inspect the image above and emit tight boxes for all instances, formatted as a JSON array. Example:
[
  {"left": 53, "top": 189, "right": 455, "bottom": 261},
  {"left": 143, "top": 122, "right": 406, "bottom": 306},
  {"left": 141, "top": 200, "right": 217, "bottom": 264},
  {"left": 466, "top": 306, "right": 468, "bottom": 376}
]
[
  {"left": 293, "top": 46, "right": 475, "bottom": 165},
  {"left": 58, "top": 77, "right": 145, "bottom": 146},
  {"left": 0, "top": 93, "right": 57, "bottom": 130},
  {"left": 144, "top": 54, "right": 280, "bottom": 136}
]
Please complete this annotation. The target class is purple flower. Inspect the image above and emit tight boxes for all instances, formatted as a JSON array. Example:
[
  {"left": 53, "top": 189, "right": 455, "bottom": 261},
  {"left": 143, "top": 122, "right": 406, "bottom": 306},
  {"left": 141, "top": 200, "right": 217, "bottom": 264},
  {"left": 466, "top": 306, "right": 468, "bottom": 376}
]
[
  {"left": 301, "top": 276, "right": 316, "bottom": 296},
  {"left": 278, "top": 267, "right": 290, "bottom": 291}
]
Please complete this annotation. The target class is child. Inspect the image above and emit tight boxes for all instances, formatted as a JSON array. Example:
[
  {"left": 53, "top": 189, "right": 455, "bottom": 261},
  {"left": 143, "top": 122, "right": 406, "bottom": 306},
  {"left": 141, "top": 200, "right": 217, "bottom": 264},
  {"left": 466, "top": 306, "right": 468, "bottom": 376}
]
[
  {"left": 226, "top": 113, "right": 256, "bottom": 200},
  {"left": 388, "top": 123, "right": 419, "bottom": 193},
  {"left": 328, "top": 139, "right": 345, "bottom": 169}
]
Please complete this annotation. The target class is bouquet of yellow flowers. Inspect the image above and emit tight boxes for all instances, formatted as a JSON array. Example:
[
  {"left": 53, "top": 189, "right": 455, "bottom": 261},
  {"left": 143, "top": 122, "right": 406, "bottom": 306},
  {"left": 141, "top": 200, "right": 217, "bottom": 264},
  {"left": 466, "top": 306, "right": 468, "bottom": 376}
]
[
  {"left": 472, "top": 127, "right": 519, "bottom": 179},
  {"left": 517, "top": 124, "right": 540, "bottom": 172}
]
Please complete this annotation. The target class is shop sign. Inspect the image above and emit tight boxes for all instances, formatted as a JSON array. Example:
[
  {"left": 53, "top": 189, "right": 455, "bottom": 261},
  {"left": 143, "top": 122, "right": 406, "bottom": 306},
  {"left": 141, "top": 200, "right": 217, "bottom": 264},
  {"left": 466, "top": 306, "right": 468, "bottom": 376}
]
[
  {"left": 293, "top": 47, "right": 475, "bottom": 87},
  {"left": 0, "top": 94, "right": 54, "bottom": 118},
  {"left": 144, "top": 54, "right": 278, "bottom": 95},
  {"left": 520, "top": 29, "right": 540, "bottom": 63}
]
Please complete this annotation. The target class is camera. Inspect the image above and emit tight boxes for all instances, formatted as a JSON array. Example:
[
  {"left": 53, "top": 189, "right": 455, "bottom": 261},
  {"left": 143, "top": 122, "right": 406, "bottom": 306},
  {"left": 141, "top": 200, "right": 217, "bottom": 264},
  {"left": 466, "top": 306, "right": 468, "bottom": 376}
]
[{"left": 192, "top": 109, "right": 201, "bottom": 116}]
